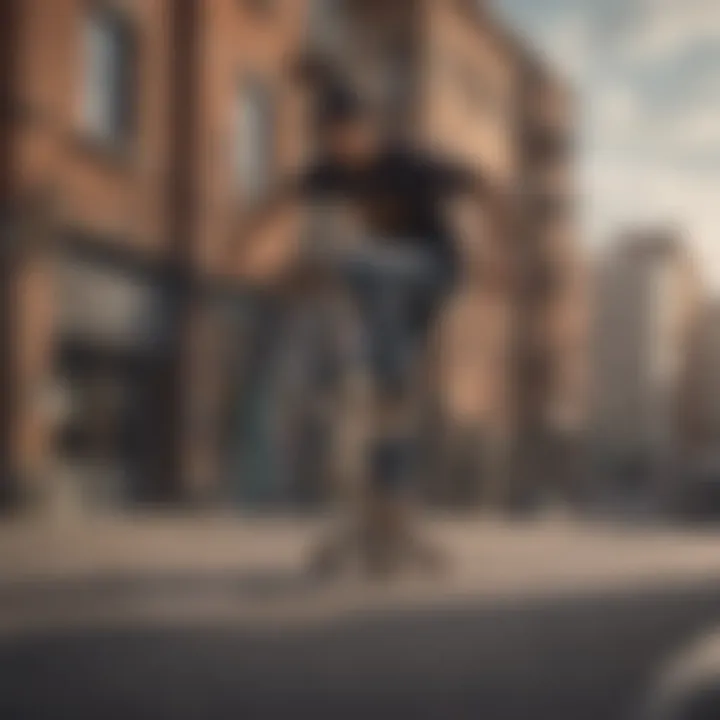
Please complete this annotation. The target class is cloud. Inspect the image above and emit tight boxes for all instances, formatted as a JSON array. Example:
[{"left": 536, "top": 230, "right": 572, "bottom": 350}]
[
  {"left": 533, "top": 13, "right": 592, "bottom": 83},
  {"left": 497, "top": 0, "right": 720, "bottom": 286},
  {"left": 661, "top": 110, "right": 720, "bottom": 154},
  {"left": 592, "top": 82, "right": 643, "bottom": 135},
  {"left": 591, "top": 82, "right": 720, "bottom": 159},
  {"left": 616, "top": 0, "right": 720, "bottom": 65},
  {"left": 495, "top": 0, "right": 593, "bottom": 82},
  {"left": 585, "top": 153, "right": 720, "bottom": 285}
]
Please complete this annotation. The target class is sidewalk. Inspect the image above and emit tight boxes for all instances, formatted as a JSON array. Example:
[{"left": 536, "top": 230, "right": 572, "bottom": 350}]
[
  {"left": 3, "top": 513, "right": 720, "bottom": 634},
  {"left": 0, "top": 513, "right": 320, "bottom": 581}
]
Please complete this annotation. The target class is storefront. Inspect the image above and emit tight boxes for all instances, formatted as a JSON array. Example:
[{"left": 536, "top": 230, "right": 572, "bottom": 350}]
[{"left": 52, "top": 252, "right": 170, "bottom": 509}]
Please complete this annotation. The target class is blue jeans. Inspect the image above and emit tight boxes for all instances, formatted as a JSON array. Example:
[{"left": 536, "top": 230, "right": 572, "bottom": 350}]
[
  {"left": 336, "top": 244, "right": 452, "bottom": 493},
  {"left": 339, "top": 246, "right": 449, "bottom": 396}
]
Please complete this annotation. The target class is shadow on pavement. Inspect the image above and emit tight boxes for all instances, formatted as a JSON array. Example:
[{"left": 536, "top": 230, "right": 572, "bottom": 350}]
[
  {"left": 2, "top": 577, "right": 720, "bottom": 719},
  {"left": 0, "top": 568, "right": 330, "bottom": 614}
]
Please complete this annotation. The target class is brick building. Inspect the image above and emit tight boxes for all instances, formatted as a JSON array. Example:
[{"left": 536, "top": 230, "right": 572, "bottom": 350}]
[
  {"left": 512, "top": 52, "right": 587, "bottom": 506},
  {"left": 0, "top": 0, "right": 309, "bottom": 511},
  {"left": 2, "top": 0, "right": 185, "bottom": 509},
  {"left": 0, "top": 0, "right": 583, "bottom": 513},
  {"left": 299, "top": 0, "right": 523, "bottom": 505}
]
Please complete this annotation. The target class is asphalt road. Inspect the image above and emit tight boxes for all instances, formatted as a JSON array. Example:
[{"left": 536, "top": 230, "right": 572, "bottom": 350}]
[{"left": 2, "top": 577, "right": 720, "bottom": 720}]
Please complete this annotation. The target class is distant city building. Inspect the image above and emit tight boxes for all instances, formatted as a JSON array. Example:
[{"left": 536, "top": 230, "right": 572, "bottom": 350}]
[
  {"left": 679, "top": 300, "right": 720, "bottom": 461},
  {"left": 591, "top": 231, "right": 701, "bottom": 503}
]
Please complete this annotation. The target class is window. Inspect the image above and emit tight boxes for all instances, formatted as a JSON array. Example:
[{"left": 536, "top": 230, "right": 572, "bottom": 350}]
[
  {"left": 242, "top": 0, "right": 278, "bottom": 18},
  {"left": 381, "top": 42, "right": 413, "bottom": 116},
  {"left": 307, "top": 0, "right": 345, "bottom": 53},
  {"left": 235, "top": 80, "right": 274, "bottom": 201},
  {"left": 80, "top": 8, "right": 136, "bottom": 147}
]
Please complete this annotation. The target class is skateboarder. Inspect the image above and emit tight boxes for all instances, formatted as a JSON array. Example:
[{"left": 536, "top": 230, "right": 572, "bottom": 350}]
[{"left": 236, "top": 79, "right": 497, "bottom": 575}]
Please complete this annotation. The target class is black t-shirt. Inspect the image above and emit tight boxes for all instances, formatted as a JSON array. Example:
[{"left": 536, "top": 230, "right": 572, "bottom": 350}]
[{"left": 298, "top": 146, "right": 478, "bottom": 275}]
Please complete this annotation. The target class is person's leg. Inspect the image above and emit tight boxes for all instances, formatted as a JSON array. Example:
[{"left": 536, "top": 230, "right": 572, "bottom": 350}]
[
  {"left": 310, "top": 251, "right": 451, "bottom": 577},
  {"left": 307, "top": 292, "right": 373, "bottom": 578},
  {"left": 309, "top": 259, "right": 400, "bottom": 577},
  {"left": 397, "top": 273, "right": 454, "bottom": 566},
  {"left": 361, "top": 271, "right": 452, "bottom": 575}
]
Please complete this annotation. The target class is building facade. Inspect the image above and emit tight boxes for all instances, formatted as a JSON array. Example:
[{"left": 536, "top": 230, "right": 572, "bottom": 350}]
[
  {"left": 0, "top": 0, "right": 309, "bottom": 511},
  {"left": 2, "top": 0, "right": 181, "bottom": 509},
  {"left": 301, "top": 0, "right": 543, "bottom": 505},
  {"left": 512, "top": 53, "right": 588, "bottom": 507},
  {"left": 0, "top": 0, "right": 582, "bottom": 513}
]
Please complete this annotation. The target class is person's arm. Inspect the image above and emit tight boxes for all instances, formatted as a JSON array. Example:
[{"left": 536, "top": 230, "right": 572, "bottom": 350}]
[
  {"left": 437, "top": 161, "right": 510, "bottom": 285},
  {"left": 231, "top": 161, "right": 337, "bottom": 285},
  {"left": 440, "top": 164, "right": 487, "bottom": 270},
  {"left": 233, "top": 186, "right": 306, "bottom": 285}
]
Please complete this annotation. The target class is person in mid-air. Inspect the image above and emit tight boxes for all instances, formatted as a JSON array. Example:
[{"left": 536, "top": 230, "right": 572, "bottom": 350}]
[{"left": 237, "top": 77, "right": 499, "bottom": 574}]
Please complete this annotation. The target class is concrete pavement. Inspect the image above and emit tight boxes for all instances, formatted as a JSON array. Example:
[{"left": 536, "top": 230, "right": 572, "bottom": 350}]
[
  {"left": 3, "top": 515, "right": 720, "bottom": 718},
  {"left": 3, "top": 514, "right": 720, "bottom": 634}
]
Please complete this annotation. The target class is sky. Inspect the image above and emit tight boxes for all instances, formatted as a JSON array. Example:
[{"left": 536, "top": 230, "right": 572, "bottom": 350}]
[{"left": 495, "top": 0, "right": 720, "bottom": 286}]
